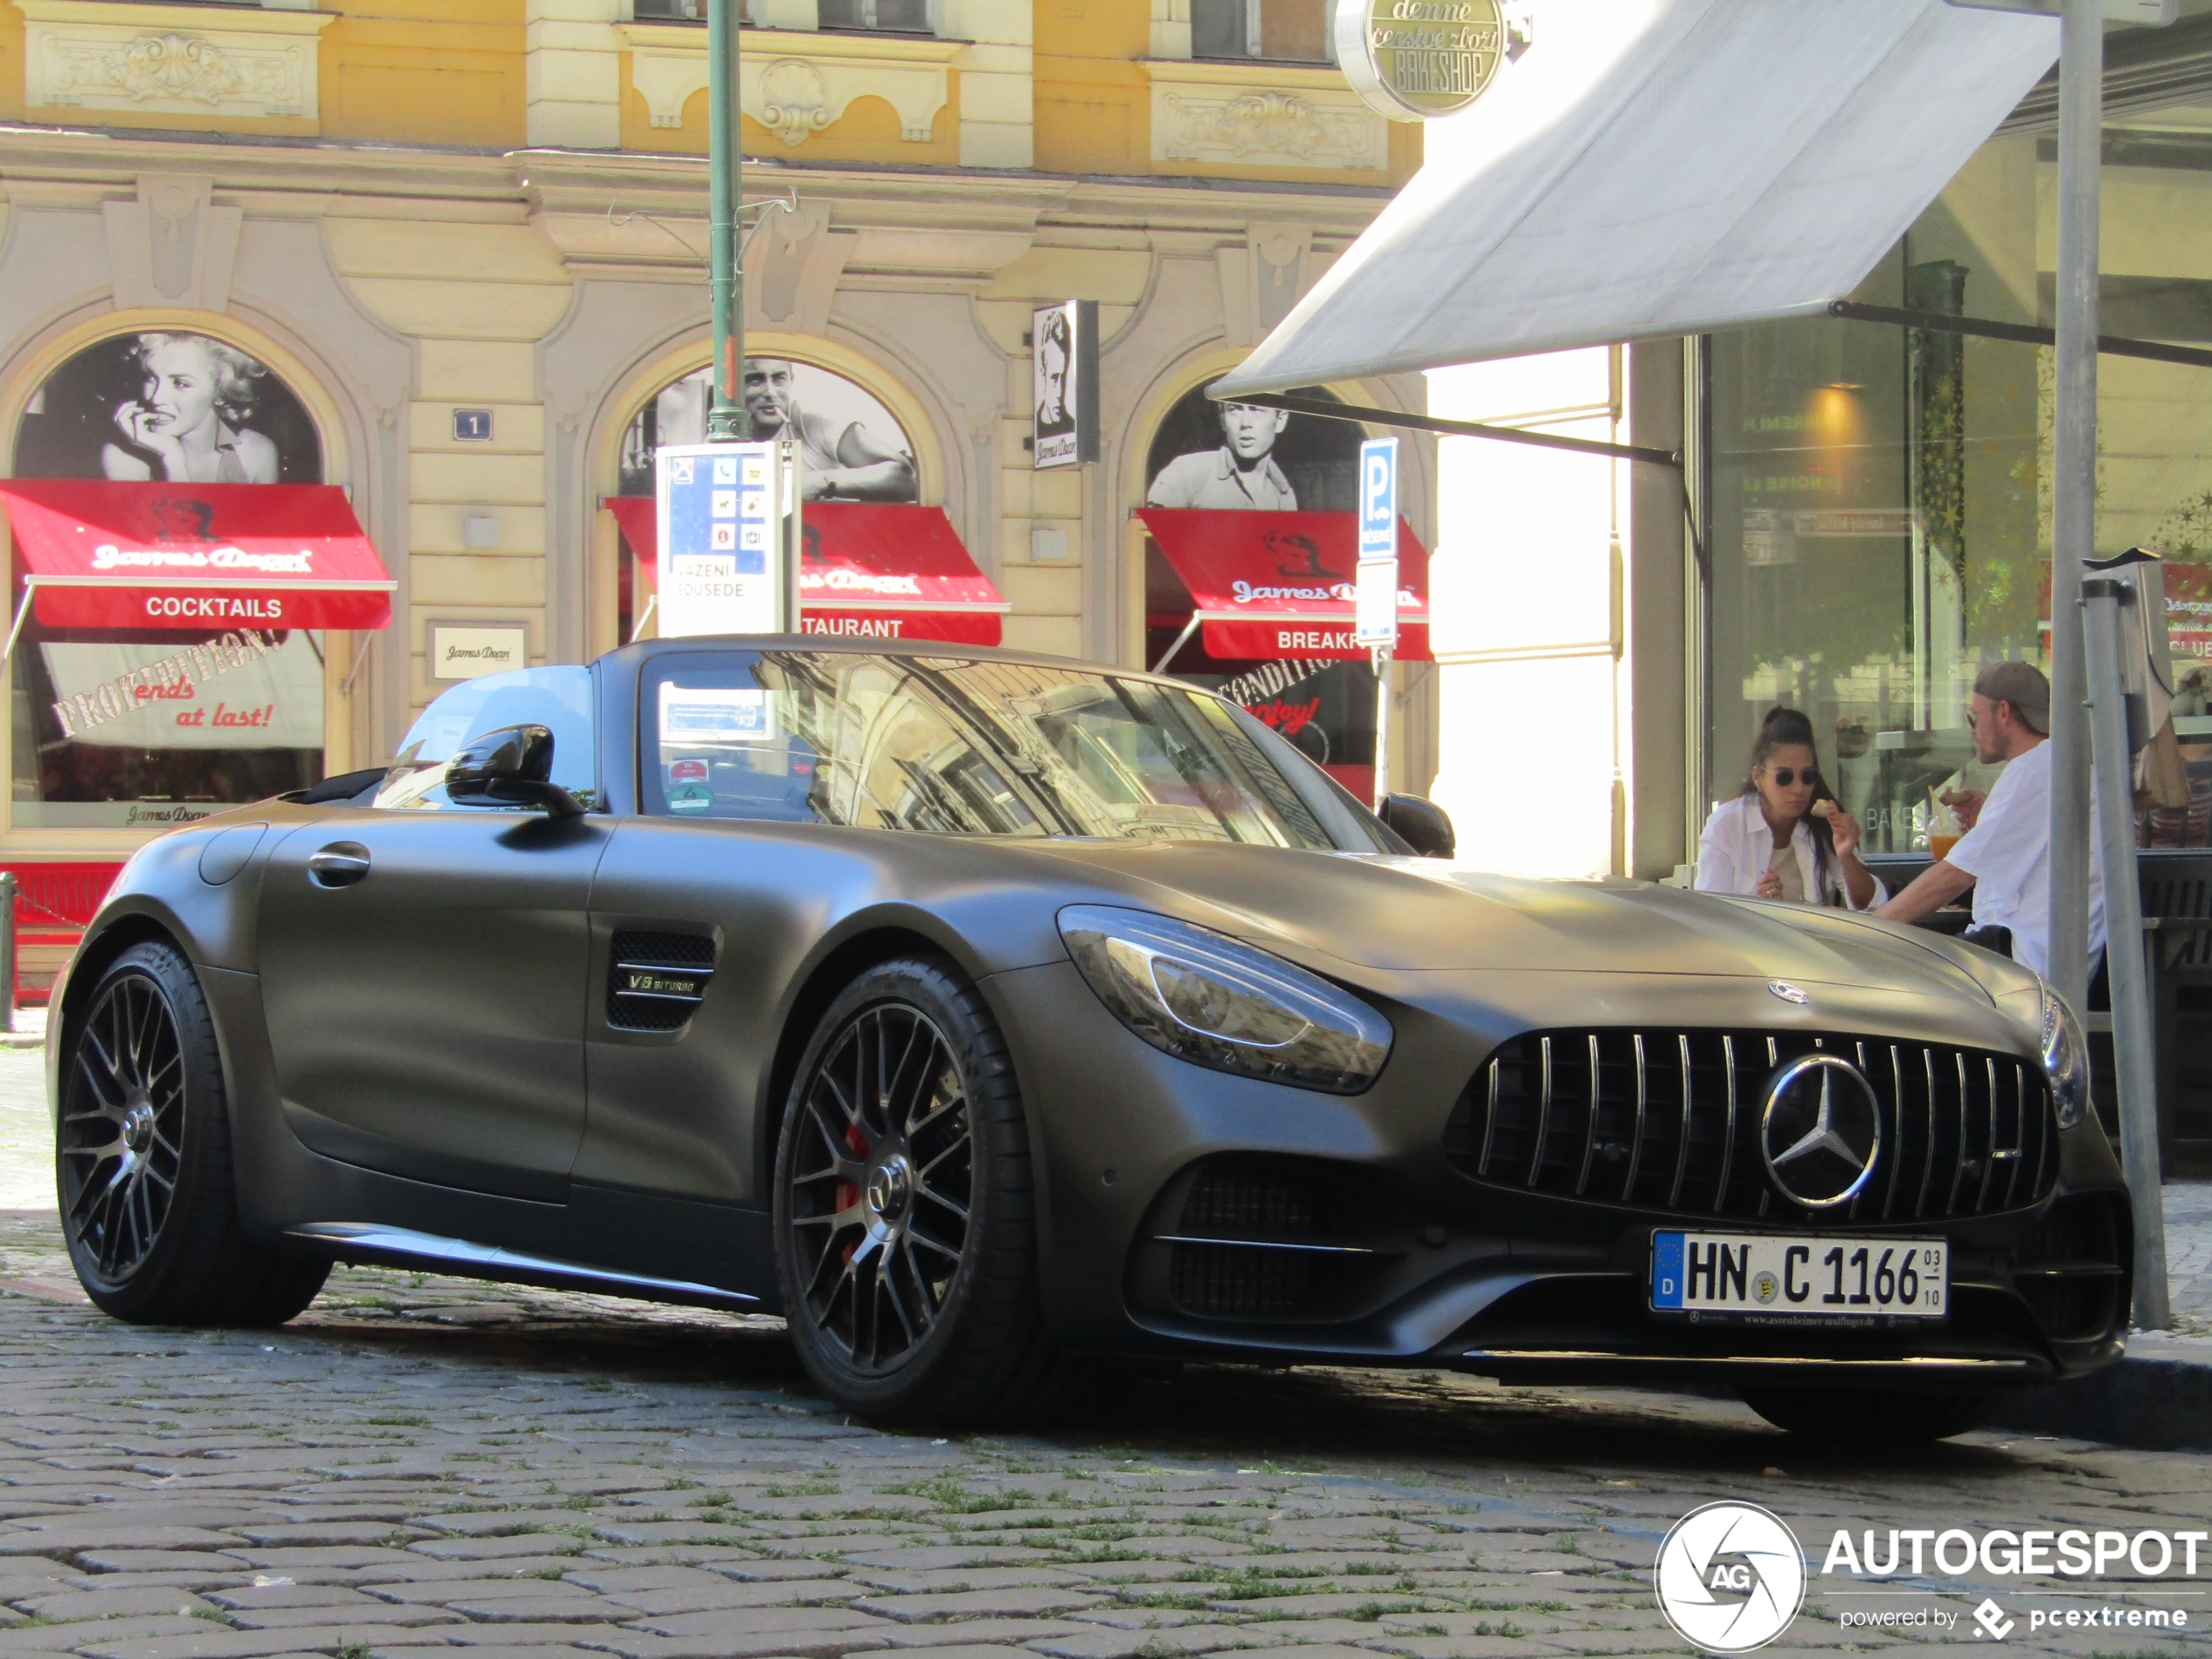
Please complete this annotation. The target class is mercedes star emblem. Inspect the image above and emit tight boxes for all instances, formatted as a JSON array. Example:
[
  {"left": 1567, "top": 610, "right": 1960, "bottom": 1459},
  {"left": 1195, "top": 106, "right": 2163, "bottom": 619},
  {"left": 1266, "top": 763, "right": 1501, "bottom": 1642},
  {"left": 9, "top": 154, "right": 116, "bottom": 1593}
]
[
  {"left": 1759, "top": 1053, "right": 1882, "bottom": 1209},
  {"left": 1767, "top": 980, "right": 1809, "bottom": 1005}
]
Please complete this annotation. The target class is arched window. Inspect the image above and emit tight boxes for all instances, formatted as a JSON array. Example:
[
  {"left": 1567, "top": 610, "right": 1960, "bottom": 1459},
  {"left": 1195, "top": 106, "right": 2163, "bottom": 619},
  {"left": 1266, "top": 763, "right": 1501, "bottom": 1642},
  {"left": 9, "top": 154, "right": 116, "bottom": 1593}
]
[
  {"left": 1141, "top": 382, "right": 1384, "bottom": 799},
  {"left": 614, "top": 358, "right": 919, "bottom": 642},
  {"left": 7, "top": 332, "right": 329, "bottom": 829}
]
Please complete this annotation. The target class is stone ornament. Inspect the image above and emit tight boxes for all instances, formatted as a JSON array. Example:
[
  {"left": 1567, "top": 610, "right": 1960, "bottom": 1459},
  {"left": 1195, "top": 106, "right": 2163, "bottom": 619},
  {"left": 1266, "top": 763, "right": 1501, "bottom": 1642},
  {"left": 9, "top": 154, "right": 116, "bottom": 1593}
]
[
  {"left": 622, "top": 25, "right": 955, "bottom": 146},
  {"left": 758, "top": 59, "right": 834, "bottom": 147},
  {"left": 1153, "top": 80, "right": 1386, "bottom": 172},
  {"left": 22, "top": 3, "right": 331, "bottom": 121}
]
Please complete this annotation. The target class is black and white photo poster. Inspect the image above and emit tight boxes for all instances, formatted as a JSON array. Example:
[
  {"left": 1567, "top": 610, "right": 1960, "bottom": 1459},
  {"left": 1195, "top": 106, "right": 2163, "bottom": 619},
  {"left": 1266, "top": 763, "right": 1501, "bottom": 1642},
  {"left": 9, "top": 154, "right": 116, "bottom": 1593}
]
[{"left": 1032, "top": 300, "right": 1097, "bottom": 470}]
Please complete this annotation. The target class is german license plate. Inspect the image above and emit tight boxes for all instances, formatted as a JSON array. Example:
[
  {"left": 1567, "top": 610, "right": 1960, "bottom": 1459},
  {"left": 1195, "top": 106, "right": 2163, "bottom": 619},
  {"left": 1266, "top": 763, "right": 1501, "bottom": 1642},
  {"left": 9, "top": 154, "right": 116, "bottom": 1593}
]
[{"left": 1650, "top": 1231, "right": 1947, "bottom": 1320}]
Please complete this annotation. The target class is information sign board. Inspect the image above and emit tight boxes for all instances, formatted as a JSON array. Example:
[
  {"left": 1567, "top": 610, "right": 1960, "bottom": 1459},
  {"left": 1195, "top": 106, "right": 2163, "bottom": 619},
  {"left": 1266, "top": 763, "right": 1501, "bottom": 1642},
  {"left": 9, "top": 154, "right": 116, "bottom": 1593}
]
[{"left": 655, "top": 441, "right": 795, "bottom": 637}]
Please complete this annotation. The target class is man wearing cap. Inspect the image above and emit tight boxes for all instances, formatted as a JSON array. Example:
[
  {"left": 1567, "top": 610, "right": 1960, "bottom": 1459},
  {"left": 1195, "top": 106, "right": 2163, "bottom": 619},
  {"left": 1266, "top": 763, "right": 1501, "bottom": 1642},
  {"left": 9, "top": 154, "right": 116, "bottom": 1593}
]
[{"left": 1875, "top": 660, "right": 2106, "bottom": 980}]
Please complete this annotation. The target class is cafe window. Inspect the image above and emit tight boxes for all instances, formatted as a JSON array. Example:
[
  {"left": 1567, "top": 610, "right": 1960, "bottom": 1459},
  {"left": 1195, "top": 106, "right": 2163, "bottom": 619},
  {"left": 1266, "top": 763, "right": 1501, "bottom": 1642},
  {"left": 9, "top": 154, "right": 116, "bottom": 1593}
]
[
  {"left": 1191, "top": 0, "right": 1330, "bottom": 63},
  {"left": 1706, "top": 131, "right": 2212, "bottom": 853},
  {"left": 7, "top": 332, "right": 328, "bottom": 831}
]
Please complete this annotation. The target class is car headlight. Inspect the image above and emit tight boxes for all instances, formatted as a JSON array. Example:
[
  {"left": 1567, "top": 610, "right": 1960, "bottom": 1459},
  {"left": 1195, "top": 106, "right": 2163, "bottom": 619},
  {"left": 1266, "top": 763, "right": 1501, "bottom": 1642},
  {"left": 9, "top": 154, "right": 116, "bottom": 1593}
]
[
  {"left": 1057, "top": 906, "right": 1392, "bottom": 1094},
  {"left": 2039, "top": 977, "right": 2091, "bottom": 1130}
]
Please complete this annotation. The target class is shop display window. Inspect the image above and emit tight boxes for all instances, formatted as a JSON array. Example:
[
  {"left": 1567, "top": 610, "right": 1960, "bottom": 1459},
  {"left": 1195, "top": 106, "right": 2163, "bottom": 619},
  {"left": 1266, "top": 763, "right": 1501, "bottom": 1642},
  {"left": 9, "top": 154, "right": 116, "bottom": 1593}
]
[
  {"left": 1708, "top": 133, "right": 2212, "bottom": 853},
  {"left": 614, "top": 360, "right": 920, "bottom": 644},
  {"left": 1143, "top": 383, "right": 1382, "bottom": 801},
  {"left": 8, "top": 333, "right": 327, "bottom": 831}
]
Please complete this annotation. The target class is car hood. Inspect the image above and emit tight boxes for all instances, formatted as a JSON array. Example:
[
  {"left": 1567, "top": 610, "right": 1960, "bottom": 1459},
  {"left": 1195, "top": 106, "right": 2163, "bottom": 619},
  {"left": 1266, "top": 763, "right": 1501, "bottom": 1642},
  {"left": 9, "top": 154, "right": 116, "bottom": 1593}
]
[{"left": 1017, "top": 841, "right": 1992, "bottom": 1002}]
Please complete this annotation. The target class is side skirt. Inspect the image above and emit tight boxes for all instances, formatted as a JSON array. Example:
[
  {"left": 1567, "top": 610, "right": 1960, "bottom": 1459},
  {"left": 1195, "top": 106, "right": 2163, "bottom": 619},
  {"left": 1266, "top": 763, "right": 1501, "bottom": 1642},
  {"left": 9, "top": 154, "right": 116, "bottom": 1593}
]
[{"left": 284, "top": 1222, "right": 765, "bottom": 1312}]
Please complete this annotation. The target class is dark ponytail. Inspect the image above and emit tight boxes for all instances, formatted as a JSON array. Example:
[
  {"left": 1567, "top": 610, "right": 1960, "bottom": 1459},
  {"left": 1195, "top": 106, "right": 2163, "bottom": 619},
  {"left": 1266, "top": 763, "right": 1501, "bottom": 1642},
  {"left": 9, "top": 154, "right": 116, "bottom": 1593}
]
[{"left": 1742, "top": 706, "right": 1840, "bottom": 904}]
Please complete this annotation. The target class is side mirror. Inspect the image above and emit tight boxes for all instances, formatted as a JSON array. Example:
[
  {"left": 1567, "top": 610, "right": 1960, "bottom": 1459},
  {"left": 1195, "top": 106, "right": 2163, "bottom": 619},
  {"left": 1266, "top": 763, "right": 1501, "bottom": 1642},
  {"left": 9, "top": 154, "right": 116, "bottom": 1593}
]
[
  {"left": 446, "top": 724, "right": 583, "bottom": 818},
  {"left": 1379, "top": 792, "right": 1455, "bottom": 859}
]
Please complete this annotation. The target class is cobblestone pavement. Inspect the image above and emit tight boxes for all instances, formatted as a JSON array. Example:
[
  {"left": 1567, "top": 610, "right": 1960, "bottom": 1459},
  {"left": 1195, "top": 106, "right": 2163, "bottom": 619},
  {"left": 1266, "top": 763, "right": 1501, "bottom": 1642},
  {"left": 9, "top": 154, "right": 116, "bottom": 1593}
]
[{"left": 4, "top": 1057, "right": 2212, "bottom": 1657}]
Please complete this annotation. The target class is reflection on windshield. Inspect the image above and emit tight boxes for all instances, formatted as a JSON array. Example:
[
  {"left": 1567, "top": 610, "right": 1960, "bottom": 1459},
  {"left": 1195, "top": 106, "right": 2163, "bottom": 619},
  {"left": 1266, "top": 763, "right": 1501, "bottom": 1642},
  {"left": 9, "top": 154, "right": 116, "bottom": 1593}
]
[{"left": 642, "top": 651, "right": 1351, "bottom": 851}]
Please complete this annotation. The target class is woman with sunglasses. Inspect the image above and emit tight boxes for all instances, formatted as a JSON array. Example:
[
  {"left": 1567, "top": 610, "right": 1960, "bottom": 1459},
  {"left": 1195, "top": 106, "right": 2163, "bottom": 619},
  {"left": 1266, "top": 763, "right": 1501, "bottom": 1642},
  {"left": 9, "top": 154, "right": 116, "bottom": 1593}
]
[{"left": 1696, "top": 707, "right": 1883, "bottom": 910}]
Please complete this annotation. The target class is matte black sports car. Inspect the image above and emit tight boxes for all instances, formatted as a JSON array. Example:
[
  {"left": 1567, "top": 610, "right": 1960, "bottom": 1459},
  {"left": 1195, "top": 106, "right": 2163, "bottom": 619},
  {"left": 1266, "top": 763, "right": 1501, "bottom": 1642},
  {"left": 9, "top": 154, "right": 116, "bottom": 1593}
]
[{"left": 50, "top": 637, "right": 2130, "bottom": 1438}]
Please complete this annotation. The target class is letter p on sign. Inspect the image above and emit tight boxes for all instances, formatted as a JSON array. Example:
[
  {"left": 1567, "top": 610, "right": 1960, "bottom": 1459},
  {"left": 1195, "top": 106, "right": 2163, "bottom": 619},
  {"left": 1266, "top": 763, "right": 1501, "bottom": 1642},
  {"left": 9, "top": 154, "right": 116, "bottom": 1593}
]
[
  {"left": 1359, "top": 437, "right": 1397, "bottom": 557},
  {"left": 1355, "top": 437, "right": 1398, "bottom": 649}
]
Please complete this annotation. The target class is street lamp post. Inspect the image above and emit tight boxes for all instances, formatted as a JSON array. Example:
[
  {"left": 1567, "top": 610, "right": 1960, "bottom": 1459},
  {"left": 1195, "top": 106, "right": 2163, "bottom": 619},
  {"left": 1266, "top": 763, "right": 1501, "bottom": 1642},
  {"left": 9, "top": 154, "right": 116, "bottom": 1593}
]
[
  {"left": 705, "top": 0, "right": 747, "bottom": 442},
  {"left": 2046, "top": 0, "right": 2101, "bottom": 1021}
]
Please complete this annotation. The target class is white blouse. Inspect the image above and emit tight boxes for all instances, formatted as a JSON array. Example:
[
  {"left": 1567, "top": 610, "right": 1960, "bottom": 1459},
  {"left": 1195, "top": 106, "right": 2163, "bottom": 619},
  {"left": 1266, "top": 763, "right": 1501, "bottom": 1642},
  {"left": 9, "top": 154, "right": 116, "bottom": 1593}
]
[{"left": 1695, "top": 793, "right": 1888, "bottom": 912}]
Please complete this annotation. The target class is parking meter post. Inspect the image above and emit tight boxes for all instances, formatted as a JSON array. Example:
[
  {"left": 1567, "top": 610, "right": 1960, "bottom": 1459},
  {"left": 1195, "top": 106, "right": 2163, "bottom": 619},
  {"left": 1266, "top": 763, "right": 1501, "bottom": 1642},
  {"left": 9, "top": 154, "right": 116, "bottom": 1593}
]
[
  {"left": 2082, "top": 574, "right": 2171, "bottom": 1331},
  {"left": 1372, "top": 646, "right": 1392, "bottom": 811},
  {"left": 0, "top": 870, "right": 14, "bottom": 1034}
]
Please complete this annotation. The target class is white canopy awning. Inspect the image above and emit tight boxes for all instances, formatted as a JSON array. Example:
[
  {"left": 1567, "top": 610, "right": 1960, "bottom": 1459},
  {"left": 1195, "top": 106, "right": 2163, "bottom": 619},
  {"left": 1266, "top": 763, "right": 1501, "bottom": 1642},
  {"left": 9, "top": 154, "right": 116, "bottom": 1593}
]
[{"left": 1214, "top": 0, "right": 2060, "bottom": 398}]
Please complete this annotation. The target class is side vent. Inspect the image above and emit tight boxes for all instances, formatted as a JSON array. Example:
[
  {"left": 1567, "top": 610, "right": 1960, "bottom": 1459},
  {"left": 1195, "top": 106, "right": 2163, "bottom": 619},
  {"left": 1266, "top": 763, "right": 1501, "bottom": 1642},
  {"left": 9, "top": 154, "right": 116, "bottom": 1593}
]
[{"left": 608, "top": 931, "right": 718, "bottom": 1032}]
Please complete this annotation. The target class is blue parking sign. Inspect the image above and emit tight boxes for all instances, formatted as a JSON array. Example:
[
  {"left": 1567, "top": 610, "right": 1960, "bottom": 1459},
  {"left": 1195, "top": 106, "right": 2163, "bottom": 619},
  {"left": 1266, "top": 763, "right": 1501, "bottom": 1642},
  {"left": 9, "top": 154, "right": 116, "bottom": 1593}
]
[
  {"left": 1354, "top": 437, "right": 1399, "bottom": 649},
  {"left": 1359, "top": 436, "right": 1396, "bottom": 560}
]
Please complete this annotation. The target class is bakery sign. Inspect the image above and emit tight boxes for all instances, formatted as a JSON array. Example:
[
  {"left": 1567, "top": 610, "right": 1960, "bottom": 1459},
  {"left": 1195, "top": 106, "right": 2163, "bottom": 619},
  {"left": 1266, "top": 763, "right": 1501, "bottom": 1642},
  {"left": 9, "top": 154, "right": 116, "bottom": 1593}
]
[{"left": 1335, "top": 0, "right": 1528, "bottom": 122}]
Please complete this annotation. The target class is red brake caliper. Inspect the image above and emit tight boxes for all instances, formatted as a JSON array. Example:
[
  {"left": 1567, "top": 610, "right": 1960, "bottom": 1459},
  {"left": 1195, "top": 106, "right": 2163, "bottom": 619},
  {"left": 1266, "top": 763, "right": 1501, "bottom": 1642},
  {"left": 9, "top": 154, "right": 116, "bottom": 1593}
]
[{"left": 836, "top": 1123, "right": 867, "bottom": 1265}]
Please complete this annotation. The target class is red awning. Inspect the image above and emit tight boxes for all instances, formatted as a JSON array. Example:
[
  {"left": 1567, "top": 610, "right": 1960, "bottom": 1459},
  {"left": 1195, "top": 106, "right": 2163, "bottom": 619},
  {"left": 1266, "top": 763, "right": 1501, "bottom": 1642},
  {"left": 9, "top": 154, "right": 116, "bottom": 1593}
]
[
  {"left": 0, "top": 481, "right": 394, "bottom": 632},
  {"left": 606, "top": 496, "right": 658, "bottom": 572},
  {"left": 609, "top": 498, "right": 1009, "bottom": 647},
  {"left": 1136, "top": 509, "right": 1432, "bottom": 663}
]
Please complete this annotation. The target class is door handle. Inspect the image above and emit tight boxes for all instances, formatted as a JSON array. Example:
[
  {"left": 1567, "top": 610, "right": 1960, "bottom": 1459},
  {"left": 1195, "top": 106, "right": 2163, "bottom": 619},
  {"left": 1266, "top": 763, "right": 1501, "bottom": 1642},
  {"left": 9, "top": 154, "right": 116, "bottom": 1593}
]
[{"left": 307, "top": 844, "right": 371, "bottom": 888}]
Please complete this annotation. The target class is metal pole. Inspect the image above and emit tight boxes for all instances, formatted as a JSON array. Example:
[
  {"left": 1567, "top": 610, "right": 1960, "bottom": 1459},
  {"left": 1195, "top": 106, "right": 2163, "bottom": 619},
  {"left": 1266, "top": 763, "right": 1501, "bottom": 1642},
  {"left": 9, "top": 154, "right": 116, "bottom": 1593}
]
[
  {"left": 705, "top": 0, "right": 747, "bottom": 443},
  {"left": 0, "top": 872, "right": 15, "bottom": 1035},
  {"left": 2047, "top": 0, "right": 2101, "bottom": 1019},
  {"left": 1372, "top": 647, "right": 1393, "bottom": 809},
  {"left": 2081, "top": 577, "right": 2171, "bottom": 1330}
]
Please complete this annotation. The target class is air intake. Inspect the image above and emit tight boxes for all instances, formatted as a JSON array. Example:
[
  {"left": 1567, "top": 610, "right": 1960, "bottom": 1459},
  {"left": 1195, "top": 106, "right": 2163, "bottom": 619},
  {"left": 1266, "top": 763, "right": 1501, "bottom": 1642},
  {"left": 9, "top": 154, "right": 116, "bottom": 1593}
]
[{"left": 607, "top": 931, "right": 718, "bottom": 1032}]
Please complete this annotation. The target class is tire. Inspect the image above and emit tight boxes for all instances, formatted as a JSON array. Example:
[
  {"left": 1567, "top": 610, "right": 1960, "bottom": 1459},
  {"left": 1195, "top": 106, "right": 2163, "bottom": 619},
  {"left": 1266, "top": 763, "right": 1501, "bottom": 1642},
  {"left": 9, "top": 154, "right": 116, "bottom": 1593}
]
[
  {"left": 56, "top": 941, "right": 329, "bottom": 1326},
  {"left": 1738, "top": 1384, "right": 2000, "bottom": 1444},
  {"left": 772, "top": 955, "right": 1069, "bottom": 1425}
]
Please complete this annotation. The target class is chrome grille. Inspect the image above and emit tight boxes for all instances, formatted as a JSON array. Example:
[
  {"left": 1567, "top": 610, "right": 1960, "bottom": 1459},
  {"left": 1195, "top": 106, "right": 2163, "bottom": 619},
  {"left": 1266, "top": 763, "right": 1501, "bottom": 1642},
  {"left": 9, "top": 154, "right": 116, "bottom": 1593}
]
[{"left": 1442, "top": 1028, "right": 2057, "bottom": 1221}]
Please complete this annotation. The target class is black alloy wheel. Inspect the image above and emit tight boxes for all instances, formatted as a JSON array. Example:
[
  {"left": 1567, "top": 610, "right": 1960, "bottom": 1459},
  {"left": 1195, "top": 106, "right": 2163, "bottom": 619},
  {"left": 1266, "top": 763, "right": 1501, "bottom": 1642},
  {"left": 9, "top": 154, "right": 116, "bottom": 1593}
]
[
  {"left": 57, "top": 941, "right": 328, "bottom": 1325},
  {"left": 772, "top": 956, "right": 1068, "bottom": 1423},
  {"left": 61, "top": 959, "right": 187, "bottom": 1284},
  {"left": 790, "top": 999, "right": 972, "bottom": 1370}
]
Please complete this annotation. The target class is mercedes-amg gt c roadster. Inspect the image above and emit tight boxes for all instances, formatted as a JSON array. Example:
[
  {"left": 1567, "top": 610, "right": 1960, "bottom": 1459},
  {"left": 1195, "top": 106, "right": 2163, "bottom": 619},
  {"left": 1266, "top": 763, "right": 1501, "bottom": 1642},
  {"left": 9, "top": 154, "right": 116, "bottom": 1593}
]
[{"left": 49, "top": 637, "right": 2130, "bottom": 1438}]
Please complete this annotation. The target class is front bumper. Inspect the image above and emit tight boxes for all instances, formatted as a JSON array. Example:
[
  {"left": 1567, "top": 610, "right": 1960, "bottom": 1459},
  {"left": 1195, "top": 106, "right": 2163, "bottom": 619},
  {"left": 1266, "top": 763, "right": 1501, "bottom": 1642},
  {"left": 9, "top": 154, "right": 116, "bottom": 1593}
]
[{"left": 984, "top": 960, "right": 2134, "bottom": 1387}]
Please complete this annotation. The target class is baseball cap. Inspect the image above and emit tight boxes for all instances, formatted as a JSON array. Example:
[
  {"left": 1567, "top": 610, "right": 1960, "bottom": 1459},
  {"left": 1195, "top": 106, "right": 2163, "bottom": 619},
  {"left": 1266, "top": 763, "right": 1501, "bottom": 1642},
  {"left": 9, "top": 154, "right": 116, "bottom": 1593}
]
[{"left": 1974, "top": 659, "right": 2051, "bottom": 735}]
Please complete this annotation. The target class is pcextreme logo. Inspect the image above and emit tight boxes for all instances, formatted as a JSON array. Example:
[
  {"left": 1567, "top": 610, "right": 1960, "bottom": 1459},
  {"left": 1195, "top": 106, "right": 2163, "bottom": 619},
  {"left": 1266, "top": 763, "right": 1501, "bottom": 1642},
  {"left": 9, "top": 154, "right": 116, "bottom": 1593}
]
[{"left": 1655, "top": 1501, "right": 1806, "bottom": 1652}]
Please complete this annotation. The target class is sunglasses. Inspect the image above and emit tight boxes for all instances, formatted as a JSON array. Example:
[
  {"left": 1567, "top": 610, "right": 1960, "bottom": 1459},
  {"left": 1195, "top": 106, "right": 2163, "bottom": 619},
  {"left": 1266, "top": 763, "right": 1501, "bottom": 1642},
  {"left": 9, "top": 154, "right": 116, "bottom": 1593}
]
[{"left": 1765, "top": 766, "right": 1819, "bottom": 787}]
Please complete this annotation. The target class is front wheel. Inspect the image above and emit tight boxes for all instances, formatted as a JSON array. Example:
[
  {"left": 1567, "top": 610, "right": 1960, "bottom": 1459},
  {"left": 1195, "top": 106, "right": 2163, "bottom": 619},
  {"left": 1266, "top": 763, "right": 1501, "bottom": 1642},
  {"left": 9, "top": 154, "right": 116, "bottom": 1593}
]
[
  {"left": 57, "top": 941, "right": 328, "bottom": 1325},
  {"left": 1738, "top": 1384, "right": 2000, "bottom": 1444},
  {"left": 772, "top": 956, "right": 1067, "bottom": 1425}
]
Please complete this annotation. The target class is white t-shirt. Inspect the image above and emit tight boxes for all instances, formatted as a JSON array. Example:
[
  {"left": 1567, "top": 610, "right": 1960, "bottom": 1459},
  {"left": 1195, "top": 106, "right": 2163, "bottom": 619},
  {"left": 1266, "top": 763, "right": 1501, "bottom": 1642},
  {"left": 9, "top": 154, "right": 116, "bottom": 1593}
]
[{"left": 1946, "top": 739, "right": 2107, "bottom": 980}]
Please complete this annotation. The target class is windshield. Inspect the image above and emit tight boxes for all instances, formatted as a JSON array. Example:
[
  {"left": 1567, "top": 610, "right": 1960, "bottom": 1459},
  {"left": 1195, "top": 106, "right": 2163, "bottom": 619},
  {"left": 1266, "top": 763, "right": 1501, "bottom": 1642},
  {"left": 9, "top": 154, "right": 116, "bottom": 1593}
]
[{"left": 640, "top": 650, "right": 1388, "bottom": 853}]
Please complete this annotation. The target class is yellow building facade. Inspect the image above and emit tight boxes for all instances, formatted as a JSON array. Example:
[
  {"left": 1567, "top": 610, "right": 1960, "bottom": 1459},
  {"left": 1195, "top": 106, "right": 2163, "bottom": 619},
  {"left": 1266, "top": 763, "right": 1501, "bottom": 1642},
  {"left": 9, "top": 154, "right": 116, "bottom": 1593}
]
[{"left": 0, "top": 0, "right": 1436, "bottom": 921}]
